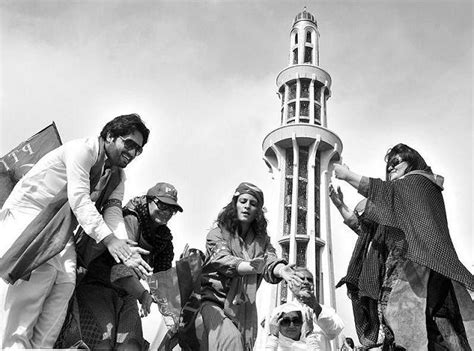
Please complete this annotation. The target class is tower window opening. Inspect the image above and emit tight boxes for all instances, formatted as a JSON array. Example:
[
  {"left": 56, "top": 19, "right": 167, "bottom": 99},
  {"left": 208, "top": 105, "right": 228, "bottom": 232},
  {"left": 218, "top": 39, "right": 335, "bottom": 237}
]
[
  {"left": 288, "top": 102, "right": 296, "bottom": 119},
  {"left": 289, "top": 83, "right": 297, "bottom": 100},
  {"left": 280, "top": 242, "right": 289, "bottom": 304},
  {"left": 298, "top": 147, "right": 309, "bottom": 178},
  {"left": 285, "top": 149, "right": 294, "bottom": 176},
  {"left": 314, "top": 245, "right": 321, "bottom": 300},
  {"left": 300, "top": 101, "right": 309, "bottom": 118},
  {"left": 313, "top": 86, "right": 321, "bottom": 102},
  {"left": 293, "top": 49, "right": 298, "bottom": 64},
  {"left": 304, "top": 47, "right": 312, "bottom": 64},
  {"left": 297, "top": 207, "right": 307, "bottom": 234},
  {"left": 295, "top": 33, "right": 298, "bottom": 44},
  {"left": 314, "top": 151, "right": 321, "bottom": 237},
  {"left": 314, "top": 104, "right": 321, "bottom": 125},
  {"left": 301, "top": 80, "right": 310, "bottom": 98},
  {"left": 297, "top": 181, "right": 307, "bottom": 207},
  {"left": 298, "top": 178, "right": 308, "bottom": 209},
  {"left": 306, "top": 31, "right": 312, "bottom": 43},
  {"left": 285, "top": 178, "right": 293, "bottom": 205},
  {"left": 284, "top": 148, "right": 293, "bottom": 236},
  {"left": 284, "top": 207, "right": 291, "bottom": 236},
  {"left": 296, "top": 241, "right": 308, "bottom": 267}
]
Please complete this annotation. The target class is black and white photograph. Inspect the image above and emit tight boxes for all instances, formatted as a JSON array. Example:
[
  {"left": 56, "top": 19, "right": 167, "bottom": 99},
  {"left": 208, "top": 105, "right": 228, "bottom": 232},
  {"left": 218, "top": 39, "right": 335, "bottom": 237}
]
[{"left": 0, "top": 0, "right": 472, "bottom": 350}]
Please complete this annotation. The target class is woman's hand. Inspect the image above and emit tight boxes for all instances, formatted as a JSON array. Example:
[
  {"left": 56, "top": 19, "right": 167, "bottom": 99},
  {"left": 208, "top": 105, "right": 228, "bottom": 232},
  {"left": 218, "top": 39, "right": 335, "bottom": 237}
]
[
  {"left": 237, "top": 257, "right": 265, "bottom": 275},
  {"left": 278, "top": 264, "right": 303, "bottom": 290},
  {"left": 333, "top": 163, "right": 363, "bottom": 190},
  {"left": 328, "top": 183, "right": 345, "bottom": 208},
  {"left": 123, "top": 247, "right": 153, "bottom": 279},
  {"left": 333, "top": 164, "right": 351, "bottom": 181},
  {"left": 249, "top": 257, "right": 265, "bottom": 274},
  {"left": 102, "top": 234, "right": 135, "bottom": 263},
  {"left": 269, "top": 311, "right": 282, "bottom": 337}
]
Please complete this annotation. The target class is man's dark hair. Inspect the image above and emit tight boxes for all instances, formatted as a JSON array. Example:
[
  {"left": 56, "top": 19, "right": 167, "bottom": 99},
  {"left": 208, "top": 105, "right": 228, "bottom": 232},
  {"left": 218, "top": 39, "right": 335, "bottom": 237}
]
[{"left": 100, "top": 113, "right": 150, "bottom": 146}]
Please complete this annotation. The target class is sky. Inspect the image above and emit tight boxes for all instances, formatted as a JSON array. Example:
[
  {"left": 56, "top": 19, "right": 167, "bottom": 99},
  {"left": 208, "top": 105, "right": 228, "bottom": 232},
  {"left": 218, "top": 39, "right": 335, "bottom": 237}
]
[{"left": 0, "top": 0, "right": 472, "bottom": 347}]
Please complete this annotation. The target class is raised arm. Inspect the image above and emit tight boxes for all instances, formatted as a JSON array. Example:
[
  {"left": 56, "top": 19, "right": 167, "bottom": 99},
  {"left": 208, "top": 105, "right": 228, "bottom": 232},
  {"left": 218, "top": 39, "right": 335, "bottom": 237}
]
[
  {"left": 328, "top": 184, "right": 354, "bottom": 223},
  {"left": 333, "top": 164, "right": 363, "bottom": 190}
]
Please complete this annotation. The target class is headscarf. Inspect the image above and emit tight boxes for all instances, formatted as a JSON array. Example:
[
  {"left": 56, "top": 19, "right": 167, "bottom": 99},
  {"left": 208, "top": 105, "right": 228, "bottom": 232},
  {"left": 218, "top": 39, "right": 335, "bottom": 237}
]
[
  {"left": 233, "top": 182, "right": 264, "bottom": 207},
  {"left": 269, "top": 301, "right": 314, "bottom": 341}
]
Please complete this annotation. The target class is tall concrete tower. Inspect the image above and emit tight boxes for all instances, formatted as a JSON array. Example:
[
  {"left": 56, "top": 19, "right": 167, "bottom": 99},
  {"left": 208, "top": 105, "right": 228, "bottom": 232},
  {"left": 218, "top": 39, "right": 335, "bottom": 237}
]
[{"left": 262, "top": 8, "right": 342, "bottom": 311}]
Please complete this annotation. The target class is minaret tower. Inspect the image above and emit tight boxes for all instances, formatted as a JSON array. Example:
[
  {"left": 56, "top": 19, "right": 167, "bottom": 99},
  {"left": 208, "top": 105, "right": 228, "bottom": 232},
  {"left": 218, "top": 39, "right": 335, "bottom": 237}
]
[{"left": 262, "top": 8, "right": 342, "bottom": 310}]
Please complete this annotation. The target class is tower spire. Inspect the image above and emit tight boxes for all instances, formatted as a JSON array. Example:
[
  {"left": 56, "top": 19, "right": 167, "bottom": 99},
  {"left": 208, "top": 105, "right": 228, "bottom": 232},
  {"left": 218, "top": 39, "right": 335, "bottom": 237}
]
[{"left": 261, "top": 8, "right": 342, "bottom": 330}]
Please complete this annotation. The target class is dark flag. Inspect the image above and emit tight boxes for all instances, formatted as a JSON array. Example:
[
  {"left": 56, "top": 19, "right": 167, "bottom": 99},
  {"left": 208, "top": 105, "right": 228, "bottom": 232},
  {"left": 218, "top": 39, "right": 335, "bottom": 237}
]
[{"left": 0, "top": 123, "right": 62, "bottom": 208}]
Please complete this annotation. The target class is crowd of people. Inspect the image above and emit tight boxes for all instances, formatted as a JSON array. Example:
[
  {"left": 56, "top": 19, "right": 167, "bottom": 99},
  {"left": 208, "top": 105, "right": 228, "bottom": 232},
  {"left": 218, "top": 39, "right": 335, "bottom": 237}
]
[{"left": 0, "top": 114, "right": 472, "bottom": 350}]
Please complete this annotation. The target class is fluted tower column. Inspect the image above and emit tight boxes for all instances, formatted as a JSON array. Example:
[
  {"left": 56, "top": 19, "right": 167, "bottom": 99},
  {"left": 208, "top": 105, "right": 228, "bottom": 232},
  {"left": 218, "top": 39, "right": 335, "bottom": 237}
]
[{"left": 262, "top": 8, "right": 342, "bottom": 319}]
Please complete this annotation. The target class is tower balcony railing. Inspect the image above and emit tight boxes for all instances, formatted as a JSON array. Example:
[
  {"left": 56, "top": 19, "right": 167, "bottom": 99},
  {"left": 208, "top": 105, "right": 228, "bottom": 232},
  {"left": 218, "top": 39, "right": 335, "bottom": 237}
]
[{"left": 276, "top": 65, "right": 332, "bottom": 94}]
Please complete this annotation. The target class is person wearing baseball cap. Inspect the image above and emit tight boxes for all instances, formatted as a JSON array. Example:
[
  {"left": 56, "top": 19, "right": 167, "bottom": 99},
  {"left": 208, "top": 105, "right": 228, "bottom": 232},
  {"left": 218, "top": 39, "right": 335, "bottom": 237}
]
[{"left": 74, "top": 182, "right": 183, "bottom": 350}]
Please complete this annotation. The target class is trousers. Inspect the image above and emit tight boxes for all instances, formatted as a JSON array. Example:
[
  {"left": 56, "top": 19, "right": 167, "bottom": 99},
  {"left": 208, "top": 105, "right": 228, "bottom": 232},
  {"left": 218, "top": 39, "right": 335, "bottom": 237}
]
[{"left": 0, "top": 262, "right": 75, "bottom": 349}]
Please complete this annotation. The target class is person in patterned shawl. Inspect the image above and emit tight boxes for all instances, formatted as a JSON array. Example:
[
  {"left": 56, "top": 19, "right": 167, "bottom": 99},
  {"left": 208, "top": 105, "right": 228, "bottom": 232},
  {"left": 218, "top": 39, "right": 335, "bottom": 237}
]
[
  {"left": 74, "top": 182, "right": 183, "bottom": 350},
  {"left": 331, "top": 143, "right": 473, "bottom": 350},
  {"left": 199, "top": 182, "right": 304, "bottom": 351}
]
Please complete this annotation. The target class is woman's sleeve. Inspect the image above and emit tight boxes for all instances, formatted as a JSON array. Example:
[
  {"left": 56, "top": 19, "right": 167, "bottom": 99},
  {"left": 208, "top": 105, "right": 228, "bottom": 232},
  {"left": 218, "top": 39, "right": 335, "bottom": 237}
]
[
  {"left": 204, "top": 228, "right": 244, "bottom": 277},
  {"left": 362, "top": 177, "right": 399, "bottom": 228},
  {"left": 262, "top": 237, "right": 287, "bottom": 284},
  {"left": 343, "top": 212, "right": 363, "bottom": 235}
]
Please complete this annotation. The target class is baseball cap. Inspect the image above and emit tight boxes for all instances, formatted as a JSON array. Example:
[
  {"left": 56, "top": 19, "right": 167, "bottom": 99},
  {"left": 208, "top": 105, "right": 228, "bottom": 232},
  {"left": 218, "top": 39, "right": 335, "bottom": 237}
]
[{"left": 147, "top": 182, "right": 183, "bottom": 212}]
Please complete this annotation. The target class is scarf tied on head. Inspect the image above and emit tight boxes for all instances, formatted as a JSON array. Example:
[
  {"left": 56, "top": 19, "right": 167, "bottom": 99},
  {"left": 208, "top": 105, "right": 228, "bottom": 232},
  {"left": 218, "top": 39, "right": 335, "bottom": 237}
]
[{"left": 233, "top": 182, "right": 264, "bottom": 207}]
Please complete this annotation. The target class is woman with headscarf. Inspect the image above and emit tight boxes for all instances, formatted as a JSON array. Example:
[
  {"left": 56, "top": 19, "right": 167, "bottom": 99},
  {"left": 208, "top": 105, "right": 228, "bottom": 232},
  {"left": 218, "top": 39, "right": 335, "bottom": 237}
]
[
  {"left": 265, "top": 306, "right": 308, "bottom": 351},
  {"left": 199, "top": 182, "right": 303, "bottom": 351},
  {"left": 332, "top": 143, "right": 473, "bottom": 350}
]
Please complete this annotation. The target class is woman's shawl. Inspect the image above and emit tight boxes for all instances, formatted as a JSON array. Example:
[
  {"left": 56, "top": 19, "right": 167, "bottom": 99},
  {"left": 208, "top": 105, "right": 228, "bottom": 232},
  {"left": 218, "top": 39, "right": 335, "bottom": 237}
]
[{"left": 363, "top": 172, "right": 474, "bottom": 290}]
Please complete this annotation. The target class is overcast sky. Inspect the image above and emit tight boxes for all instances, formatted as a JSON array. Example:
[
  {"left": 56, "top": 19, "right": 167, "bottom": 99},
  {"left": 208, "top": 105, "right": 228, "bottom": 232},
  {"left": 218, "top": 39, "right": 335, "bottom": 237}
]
[{"left": 1, "top": 0, "right": 472, "bottom": 345}]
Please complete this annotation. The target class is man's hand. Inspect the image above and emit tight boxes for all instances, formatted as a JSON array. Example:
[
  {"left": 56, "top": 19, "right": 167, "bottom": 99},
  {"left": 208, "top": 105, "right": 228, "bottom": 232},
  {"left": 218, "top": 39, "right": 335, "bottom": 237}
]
[
  {"left": 123, "top": 247, "right": 153, "bottom": 279},
  {"left": 279, "top": 264, "right": 303, "bottom": 290},
  {"left": 298, "top": 289, "right": 323, "bottom": 318},
  {"left": 103, "top": 235, "right": 135, "bottom": 263},
  {"left": 138, "top": 290, "right": 154, "bottom": 317},
  {"left": 298, "top": 289, "right": 317, "bottom": 309}
]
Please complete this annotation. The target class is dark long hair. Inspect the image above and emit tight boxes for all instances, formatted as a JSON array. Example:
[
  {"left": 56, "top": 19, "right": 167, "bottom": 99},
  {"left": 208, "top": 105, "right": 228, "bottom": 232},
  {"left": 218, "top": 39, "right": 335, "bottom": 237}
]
[
  {"left": 385, "top": 143, "right": 432, "bottom": 176},
  {"left": 100, "top": 113, "right": 150, "bottom": 146},
  {"left": 216, "top": 197, "right": 268, "bottom": 237}
]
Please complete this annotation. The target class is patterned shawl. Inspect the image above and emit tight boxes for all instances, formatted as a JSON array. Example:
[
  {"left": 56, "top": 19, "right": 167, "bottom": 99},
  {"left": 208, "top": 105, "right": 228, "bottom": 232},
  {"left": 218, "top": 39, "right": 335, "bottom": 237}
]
[{"left": 364, "top": 172, "right": 473, "bottom": 290}]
